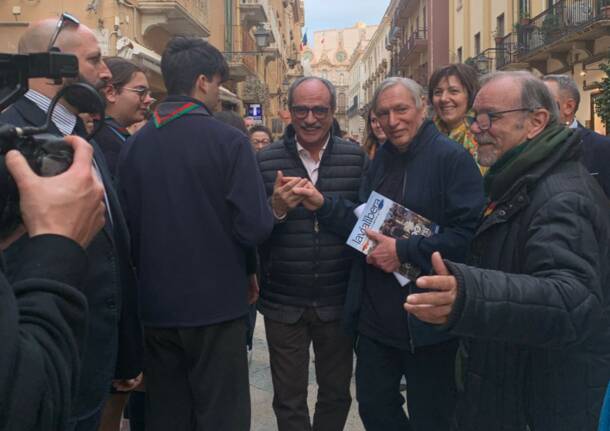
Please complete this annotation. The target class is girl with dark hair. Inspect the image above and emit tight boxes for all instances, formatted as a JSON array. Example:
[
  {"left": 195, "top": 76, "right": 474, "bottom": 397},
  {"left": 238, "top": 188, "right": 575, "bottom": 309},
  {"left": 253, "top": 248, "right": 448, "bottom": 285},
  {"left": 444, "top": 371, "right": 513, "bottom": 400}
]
[
  {"left": 429, "top": 63, "right": 486, "bottom": 172},
  {"left": 96, "top": 56, "right": 153, "bottom": 431},
  {"left": 362, "top": 108, "right": 386, "bottom": 159},
  {"left": 97, "top": 56, "right": 154, "bottom": 177}
]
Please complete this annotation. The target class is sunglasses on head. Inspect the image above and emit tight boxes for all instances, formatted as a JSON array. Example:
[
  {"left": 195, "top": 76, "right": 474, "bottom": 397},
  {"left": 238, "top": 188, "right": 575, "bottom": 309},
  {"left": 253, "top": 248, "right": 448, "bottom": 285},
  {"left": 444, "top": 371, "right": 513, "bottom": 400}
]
[{"left": 48, "top": 12, "right": 80, "bottom": 51}]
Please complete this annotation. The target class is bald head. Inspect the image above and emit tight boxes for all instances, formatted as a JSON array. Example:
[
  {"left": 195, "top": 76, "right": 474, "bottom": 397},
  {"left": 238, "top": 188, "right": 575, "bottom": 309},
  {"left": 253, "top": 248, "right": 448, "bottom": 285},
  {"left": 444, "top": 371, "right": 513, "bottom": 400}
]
[
  {"left": 18, "top": 18, "right": 83, "bottom": 54},
  {"left": 18, "top": 17, "right": 111, "bottom": 98}
]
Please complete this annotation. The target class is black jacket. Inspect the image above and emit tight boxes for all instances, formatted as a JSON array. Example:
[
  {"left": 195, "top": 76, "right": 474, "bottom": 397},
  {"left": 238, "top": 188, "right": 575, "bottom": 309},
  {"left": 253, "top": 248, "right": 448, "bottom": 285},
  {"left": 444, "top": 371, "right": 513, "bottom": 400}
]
[
  {"left": 578, "top": 123, "right": 610, "bottom": 198},
  {"left": 256, "top": 125, "right": 367, "bottom": 322},
  {"left": 118, "top": 96, "right": 273, "bottom": 327},
  {"left": 0, "top": 235, "right": 88, "bottom": 431},
  {"left": 318, "top": 120, "right": 485, "bottom": 347},
  {"left": 95, "top": 117, "right": 130, "bottom": 180},
  {"left": 445, "top": 130, "right": 610, "bottom": 430},
  {"left": 0, "top": 97, "right": 143, "bottom": 417}
]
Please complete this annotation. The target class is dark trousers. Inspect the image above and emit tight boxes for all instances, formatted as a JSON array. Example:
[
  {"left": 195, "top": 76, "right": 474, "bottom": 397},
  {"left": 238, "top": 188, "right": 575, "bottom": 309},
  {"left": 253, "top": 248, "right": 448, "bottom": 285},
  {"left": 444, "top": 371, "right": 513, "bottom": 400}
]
[
  {"left": 355, "top": 334, "right": 457, "bottom": 431},
  {"left": 144, "top": 318, "right": 250, "bottom": 431},
  {"left": 127, "top": 391, "right": 146, "bottom": 431},
  {"left": 265, "top": 309, "right": 353, "bottom": 431}
]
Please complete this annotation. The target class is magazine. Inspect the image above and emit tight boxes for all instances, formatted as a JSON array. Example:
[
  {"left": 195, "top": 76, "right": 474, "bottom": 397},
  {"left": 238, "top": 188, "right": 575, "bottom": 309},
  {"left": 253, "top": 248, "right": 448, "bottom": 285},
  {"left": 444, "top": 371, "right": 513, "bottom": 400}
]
[{"left": 347, "top": 191, "right": 440, "bottom": 286}]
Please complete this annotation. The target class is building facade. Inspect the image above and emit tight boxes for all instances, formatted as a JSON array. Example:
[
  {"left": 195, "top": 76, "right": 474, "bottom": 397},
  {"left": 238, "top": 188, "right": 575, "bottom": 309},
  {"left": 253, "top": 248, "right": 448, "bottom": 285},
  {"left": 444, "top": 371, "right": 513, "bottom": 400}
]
[
  {"left": 0, "top": 0, "right": 304, "bottom": 132},
  {"left": 346, "top": 0, "right": 397, "bottom": 141},
  {"left": 303, "top": 22, "right": 377, "bottom": 131},
  {"left": 449, "top": 0, "right": 609, "bottom": 134},
  {"left": 225, "top": 0, "right": 304, "bottom": 133},
  {"left": 388, "top": 0, "right": 450, "bottom": 87}
]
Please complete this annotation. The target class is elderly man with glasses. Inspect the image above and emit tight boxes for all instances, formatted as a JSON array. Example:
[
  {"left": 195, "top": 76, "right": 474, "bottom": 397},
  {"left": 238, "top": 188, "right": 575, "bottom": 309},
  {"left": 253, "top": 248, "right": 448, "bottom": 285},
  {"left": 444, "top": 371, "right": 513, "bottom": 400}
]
[
  {"left": 0, "top": 15, "right": 142, "bottom": 431},
  {"left": 255, "top": 76, "right": 368, "bottom": 431},
  {"left": 402, "top": 71, "right": 610, "bottom": 431}
]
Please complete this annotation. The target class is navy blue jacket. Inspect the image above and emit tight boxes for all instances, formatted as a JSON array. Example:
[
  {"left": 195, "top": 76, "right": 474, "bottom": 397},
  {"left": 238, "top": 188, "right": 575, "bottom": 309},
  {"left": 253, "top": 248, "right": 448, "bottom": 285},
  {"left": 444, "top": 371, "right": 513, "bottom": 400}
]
[
  {"left": 118, "top": 96, "right": 273, "bottom": 327},
  {"left": 318, "top": 120, "right": 485, "bottom": 347},
  {"left": 0, "top": 97, "right": 143, "bottom": 418},
  {"left": 578, "top": 123, "right": 610, "bottom": 198}
]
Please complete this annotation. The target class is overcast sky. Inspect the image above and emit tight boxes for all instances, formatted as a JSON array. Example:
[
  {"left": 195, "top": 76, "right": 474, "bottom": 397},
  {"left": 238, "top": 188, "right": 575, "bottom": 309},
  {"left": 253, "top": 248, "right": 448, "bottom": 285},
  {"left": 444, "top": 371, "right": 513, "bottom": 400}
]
[{"left": 303, "top": 0, "right": 390, "bottom": 46}]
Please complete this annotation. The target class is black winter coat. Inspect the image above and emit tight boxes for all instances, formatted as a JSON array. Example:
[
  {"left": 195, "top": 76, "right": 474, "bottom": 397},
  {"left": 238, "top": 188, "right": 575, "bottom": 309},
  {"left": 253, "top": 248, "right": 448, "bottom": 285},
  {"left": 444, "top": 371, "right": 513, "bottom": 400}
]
[
  {"left": 256, "top": 126, "right": 367, "bottom": 316},
  {"left": 317, "top": 120, "right": 484, "bottom": 347},
  {"left": 0, "top": 235, "right": 88, "bottom": 431},
  {"left": 445, "top": 131, "right": 610, "bottom": 430},
  {"left": 578, "top": 123, "right": 610, "bottom": 198}
]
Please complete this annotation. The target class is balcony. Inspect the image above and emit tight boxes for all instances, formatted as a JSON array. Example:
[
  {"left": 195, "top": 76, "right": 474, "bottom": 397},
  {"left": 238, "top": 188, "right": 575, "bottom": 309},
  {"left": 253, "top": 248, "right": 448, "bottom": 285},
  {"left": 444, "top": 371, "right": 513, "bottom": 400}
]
[
  {"left": 138, "top": 0, "right": 209, "bottom": 37},
  {"left": 398, "top": 28, "right": 427, "bottom": 67},
  {"left": 239, "top": 0, "right": 268, "bottom": 25},
  {"left": 239, "top": 0, "right": 287, "bottom": 62},
  {"left": 498, "top": 0, "right": 610, "bottom": 72},
  {"left": 394, "top": 0, "right": 418, "bottom": 26},
  {"left": 224, "top": 54, "right": 258, "bottom": 82}
]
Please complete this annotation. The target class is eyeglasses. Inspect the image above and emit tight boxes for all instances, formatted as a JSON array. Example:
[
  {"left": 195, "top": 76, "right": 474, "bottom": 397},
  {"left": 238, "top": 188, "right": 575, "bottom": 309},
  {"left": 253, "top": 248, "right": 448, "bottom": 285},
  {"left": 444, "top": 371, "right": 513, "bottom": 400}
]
[
  {"left": 122, "top": 86, "right": 152, "bottom": 101},
  {"left": 252, "top": 138, "right": 270, "bottom": 145},
  {"left": 473, "top": 108, "right": 534, "bottom": 131},
  {"left": 48, "top": 12, "right": 80, "bottom": 51},
  {"left": 291, "top": 105, "right": 331, "bottom": 120}
]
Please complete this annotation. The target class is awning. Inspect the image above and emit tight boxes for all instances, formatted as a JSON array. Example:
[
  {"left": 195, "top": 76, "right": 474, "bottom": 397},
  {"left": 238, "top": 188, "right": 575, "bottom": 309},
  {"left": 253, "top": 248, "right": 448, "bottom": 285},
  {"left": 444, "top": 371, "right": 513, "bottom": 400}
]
[
  {"left": 220, "top": 86, "right": 242, "bottom": 107},
  {"left": 116, "top": 37, "right": 161, "bottom": 75}
]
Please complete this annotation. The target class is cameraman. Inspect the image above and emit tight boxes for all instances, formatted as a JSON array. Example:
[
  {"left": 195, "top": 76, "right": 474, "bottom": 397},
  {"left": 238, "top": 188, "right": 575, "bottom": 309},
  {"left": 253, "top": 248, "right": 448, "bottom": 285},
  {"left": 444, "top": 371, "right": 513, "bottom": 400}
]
[
  {"left": 1, "top": 17, "right": 142, "bottom": 431},
  {"left": 0, "top": 136, "right": 105, "bottom": 430}
]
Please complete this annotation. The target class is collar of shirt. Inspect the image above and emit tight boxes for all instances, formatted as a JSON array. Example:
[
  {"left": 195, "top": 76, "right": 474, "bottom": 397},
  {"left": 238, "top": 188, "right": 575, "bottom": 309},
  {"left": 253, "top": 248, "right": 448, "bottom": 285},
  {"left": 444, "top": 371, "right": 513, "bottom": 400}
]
[
  {"left": 24, "top": 89, "right": 77, "bottom": 136},
  {"left": 568, "top": 118, "right": 579, "bottom": 129},
  {"left": 296, "top": 134, "right": 330, "bottom": 161},
  {"left": 296, "top": 134, "right": 330, "bottom": 185}
]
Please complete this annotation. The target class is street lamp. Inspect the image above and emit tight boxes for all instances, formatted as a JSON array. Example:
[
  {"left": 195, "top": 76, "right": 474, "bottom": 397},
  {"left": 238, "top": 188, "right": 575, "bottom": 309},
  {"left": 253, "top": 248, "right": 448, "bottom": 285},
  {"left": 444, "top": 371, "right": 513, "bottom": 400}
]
[
  {"left": 253, "top": 24, "right": 272, "bottom": 50},
  {"left": 224, "top": 24, "right": 273, "bottom": 56}
]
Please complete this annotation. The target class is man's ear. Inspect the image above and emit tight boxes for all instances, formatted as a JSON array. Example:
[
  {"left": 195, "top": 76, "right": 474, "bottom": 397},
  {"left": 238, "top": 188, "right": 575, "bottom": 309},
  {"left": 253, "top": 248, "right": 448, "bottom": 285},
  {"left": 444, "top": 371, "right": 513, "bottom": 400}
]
[
  {"left": 103, "top": 85, "right": 118, "bottom": 104},
  {"left": 195, "top": 74, "right": 209, "bottom": 95},
  {"left": 564, "top": 98, "right": 577, "bottom": 121},
  {"left": 526, "top": 108, "right": 551, "bottom": 139}
]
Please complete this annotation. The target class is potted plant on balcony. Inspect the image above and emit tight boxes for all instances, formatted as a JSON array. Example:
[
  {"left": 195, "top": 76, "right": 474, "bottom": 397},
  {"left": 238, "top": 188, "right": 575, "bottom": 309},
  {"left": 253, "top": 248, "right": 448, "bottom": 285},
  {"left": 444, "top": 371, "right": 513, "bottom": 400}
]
[
  {"left": 541, "top": 11, "right": 562, "bottom": 43},
  {"left": 493, "top": 28, "right": 504, "bottom": 46},
  {"left": 593, "top": 62, "right": 610, "bottom": 132},
  {"left": 518, "top": 11, "right": 531, "bottom": 26}
]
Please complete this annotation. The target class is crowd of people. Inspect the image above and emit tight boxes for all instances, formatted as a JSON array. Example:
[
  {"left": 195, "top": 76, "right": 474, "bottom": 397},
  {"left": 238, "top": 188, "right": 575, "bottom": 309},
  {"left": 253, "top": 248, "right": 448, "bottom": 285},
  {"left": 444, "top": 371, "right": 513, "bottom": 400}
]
[{"left": 1, "top": 11, "right": 610, "bottom": 431}]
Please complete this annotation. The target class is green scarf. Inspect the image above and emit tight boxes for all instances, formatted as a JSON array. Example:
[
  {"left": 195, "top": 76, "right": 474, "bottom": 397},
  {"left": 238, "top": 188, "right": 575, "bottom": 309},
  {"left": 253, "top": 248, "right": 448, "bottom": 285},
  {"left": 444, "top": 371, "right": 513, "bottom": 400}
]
[{"left": 484, "top": 124, "right": 573, "bottom": 200}]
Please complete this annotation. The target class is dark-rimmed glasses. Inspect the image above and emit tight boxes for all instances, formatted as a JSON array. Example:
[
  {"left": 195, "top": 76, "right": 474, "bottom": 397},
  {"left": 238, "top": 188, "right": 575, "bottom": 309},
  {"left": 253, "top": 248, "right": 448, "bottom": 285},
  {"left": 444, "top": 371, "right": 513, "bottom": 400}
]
[
  {"left": 291, "top": 105, "right": 331, "bottom": 120},
  {"left": 122, "top": 86, "right": 152, "bottom": 101},
  {"left": 48, "top": 12, "right": 80, "bottom": 51},
  {"left": 473, "top": 108, "right": 534, "bottom": 131}
]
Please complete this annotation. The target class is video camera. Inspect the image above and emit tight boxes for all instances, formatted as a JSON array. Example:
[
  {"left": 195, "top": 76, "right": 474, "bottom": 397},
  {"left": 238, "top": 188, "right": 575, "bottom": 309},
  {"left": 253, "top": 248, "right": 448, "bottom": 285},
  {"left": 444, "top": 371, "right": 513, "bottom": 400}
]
[{"left": 0, "top": 52, "right": 105, "bottom": 239}]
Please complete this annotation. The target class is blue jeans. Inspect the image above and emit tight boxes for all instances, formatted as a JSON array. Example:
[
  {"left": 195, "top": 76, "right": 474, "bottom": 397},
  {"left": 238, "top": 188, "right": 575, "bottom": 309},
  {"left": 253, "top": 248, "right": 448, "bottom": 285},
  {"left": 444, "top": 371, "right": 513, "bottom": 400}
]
[{"left": 355, "top": 334, "right": 457, "bottom": 431}]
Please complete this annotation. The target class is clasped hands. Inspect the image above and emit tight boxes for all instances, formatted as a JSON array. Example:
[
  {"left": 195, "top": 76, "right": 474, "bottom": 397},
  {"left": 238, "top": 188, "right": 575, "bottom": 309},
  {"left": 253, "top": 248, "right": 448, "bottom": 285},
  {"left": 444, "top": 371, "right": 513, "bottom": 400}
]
[{"left": 271, "top": 170, "right": 324, "bottom": 217}]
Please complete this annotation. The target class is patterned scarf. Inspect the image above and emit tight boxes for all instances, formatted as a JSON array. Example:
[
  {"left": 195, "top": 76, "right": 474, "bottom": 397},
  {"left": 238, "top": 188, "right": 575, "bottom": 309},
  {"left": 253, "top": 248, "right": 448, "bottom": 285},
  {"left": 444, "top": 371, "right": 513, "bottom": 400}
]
[{"left": 434, "top": 112, "right": 487, "bottom": 175}]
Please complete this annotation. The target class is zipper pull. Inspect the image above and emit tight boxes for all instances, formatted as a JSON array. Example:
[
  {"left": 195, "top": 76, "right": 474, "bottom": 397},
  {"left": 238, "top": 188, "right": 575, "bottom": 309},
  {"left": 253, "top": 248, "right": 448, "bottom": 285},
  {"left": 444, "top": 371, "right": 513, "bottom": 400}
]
[{"left": 314, "top": 216, "right": 320, "bottom": 233}]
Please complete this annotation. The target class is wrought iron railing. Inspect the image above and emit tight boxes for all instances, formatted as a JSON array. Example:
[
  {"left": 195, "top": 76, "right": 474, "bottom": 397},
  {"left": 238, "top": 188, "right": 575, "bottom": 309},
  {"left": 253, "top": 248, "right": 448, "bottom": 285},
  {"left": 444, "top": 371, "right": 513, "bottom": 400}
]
[
  {"left": 398, "top": 28, "right": 427, "bottom": 65},
  {"left": 509, "top": 0, "right": 608, "bottom": 59}
]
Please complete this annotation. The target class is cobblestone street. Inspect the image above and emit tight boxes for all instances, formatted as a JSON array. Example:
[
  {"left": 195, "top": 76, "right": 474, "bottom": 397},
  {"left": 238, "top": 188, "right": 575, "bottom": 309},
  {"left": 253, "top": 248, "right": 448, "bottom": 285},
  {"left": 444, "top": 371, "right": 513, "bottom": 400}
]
[{"left": 250, "top": 312, "right": 365, "bottom": 431}]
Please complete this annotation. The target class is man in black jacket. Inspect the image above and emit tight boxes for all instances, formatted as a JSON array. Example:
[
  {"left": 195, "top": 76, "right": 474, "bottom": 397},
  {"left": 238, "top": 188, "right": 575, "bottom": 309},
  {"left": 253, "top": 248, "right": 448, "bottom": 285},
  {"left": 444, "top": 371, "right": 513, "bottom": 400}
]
[
  {"left": 294, "top": 77, "right": 484, "bottom": 430},
  {"left": 0, "top": 17, "right": 142, "bottom": 431},
  {"left": 406, "top": 71, "right": 610, "bottom": 431},
  {"left": 256, "top": 76, "right": 367, "bottom": 431},
  {"left": 118, "top": 37, "right": 273, "bottom": 431},
  {"left": 543, "top": 74, "right": 610, "bottom": 198},
  {"left": 0, "top": 136, "right": 105, "bottom": 431}
]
